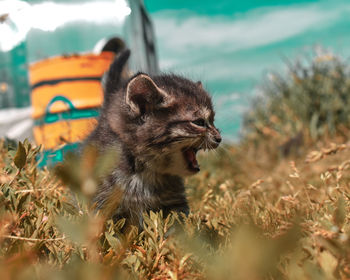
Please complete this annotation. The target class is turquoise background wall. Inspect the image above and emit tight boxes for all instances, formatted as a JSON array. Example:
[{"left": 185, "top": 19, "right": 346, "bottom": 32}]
[
  {"left": 145, "top": 0, "right": 350, "bottom": 140},
  {"left": 2, "top": 0, "right": 350, "bottom": 140}
]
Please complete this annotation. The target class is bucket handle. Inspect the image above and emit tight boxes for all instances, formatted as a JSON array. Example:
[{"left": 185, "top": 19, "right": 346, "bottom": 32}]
[
  {"left": 41, "top": 95, "right": 76, "bottom": 124},
  {"left": 45, "top": 95, "right": 75, "bottom": 115}
]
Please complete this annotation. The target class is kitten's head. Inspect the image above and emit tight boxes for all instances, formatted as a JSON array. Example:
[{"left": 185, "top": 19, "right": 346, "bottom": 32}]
[{"left": 107, "top": 73, "right": 221, "bottom": 176}]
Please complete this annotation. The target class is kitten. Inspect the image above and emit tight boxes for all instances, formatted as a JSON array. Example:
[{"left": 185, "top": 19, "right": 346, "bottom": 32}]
[{"left": 86, "top": 49, "right": 221, "bottom": 227}]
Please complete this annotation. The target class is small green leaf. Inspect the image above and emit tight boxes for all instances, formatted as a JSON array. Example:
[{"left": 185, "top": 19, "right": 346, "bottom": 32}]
[
  {"left": 334, "top": 196, "right": 346, "bottom": 228},
  {"left": 105, "top": 232, "right": 120, "bottom": 250},
  {"left": 56, "top": 216, "right": 86, "bottom": 244},
  {"left": 14, "top": 141, "right": 27, "bottom": 170}
]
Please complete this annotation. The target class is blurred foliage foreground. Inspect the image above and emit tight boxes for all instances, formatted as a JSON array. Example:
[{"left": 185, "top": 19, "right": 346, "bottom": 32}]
[{"left": 3, "top": 50, "right": 350, "bottom": 279}]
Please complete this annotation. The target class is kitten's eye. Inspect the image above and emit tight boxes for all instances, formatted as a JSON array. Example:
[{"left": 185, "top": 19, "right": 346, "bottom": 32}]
[{"left": 192, "top": 118, "right": 206, "bottom": 127}]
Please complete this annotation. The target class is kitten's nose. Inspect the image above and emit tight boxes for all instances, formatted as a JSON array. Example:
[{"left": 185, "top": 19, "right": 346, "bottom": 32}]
[
  {"left": 215, "top": 135, "right": 222, "bottom": 144},
  {"left": 211, "top": 127, "right": 221, "bottom": 147}
]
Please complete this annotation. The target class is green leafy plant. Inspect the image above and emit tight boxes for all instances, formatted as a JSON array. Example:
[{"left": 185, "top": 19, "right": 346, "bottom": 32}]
[{"left": 243, "top": 49, "right": 350, "bottom": 145}]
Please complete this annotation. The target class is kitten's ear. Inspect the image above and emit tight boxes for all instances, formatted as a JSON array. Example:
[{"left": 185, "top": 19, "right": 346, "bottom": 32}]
[
  {"left": 126, "top": 74, "right": 172, "bottom": 115},
  {"left": 196, "top": 81, "right": 203, "bottom": 89}
]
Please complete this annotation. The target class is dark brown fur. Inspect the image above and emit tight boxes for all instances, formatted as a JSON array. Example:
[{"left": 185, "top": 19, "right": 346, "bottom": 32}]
[{"left": 86, "top": 49, "right": 221, "bottom": 227}]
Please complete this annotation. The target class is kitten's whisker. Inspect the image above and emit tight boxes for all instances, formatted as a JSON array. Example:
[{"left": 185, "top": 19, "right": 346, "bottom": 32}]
[
  {"left": 217, "top": 144, "right": 232, "bottom": 154},
  {"left": 205, "top": 140, "right": 221, "bottom": 160}
]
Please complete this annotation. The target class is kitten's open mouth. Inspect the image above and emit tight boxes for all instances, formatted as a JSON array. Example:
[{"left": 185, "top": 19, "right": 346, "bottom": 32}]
[{"left": 182, "top": 147, "right": 200, "bottom": 173}]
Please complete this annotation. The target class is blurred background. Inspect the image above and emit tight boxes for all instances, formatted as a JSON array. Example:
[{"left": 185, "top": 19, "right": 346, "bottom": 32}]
[
  {"left": 1, "top": 0, "right": 350, "bottom": 162},
  {"left": 146, "top": 0, "right": 350, "bottom": 139}
]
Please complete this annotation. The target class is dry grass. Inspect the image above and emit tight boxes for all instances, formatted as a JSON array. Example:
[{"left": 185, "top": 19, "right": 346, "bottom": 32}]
[
  {"left": 2, "top": 49, "right": 350, "bottom": 279},
  {"left": 1, "top": 136, "right": 350, "bottom": 279}
]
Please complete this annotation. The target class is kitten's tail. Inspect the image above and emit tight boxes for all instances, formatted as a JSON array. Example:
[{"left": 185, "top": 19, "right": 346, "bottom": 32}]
[{"left": 104, "top": 49, "right": 131, "bottom": 104}]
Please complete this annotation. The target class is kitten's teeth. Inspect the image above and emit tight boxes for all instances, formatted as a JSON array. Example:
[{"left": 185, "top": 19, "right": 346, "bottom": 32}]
[{"left": 193, "top": 163, "right": 200, "bottom": 172}]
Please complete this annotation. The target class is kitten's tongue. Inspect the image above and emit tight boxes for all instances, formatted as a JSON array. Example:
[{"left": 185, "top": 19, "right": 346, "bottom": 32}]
[{"left": 183, "top": 148, "right": 200, "bottom": 172}]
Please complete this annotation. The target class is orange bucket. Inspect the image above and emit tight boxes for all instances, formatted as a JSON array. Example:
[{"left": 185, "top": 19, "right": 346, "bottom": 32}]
[
  {"left": 29, "top": 52, "right": 115, "bottom": 165},
  {"left": 29, "top": 52, "right": 114, "bottom": 150}
]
